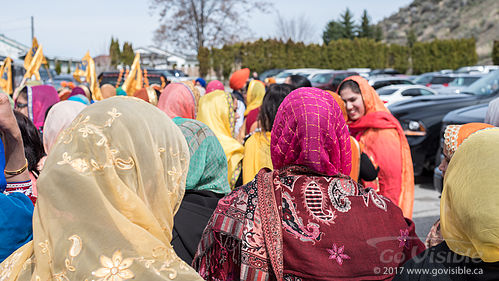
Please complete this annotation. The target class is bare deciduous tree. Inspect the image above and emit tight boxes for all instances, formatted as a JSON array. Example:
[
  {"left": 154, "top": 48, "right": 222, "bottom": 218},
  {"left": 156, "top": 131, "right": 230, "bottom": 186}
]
[
  {"left": 150, "top": 0, "right": 271, "bottom": 54},
  {"left": 274, "top": 12, "right": 316, "bottom": 44}
]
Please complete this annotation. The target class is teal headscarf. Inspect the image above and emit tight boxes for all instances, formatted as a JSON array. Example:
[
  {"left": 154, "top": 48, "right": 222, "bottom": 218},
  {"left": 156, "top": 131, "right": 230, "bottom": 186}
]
[
  {"left": 173, "top": 117, "right": 231, "bottom": 194},
  {"left": 116, "top": 87, "right": 127, "bottom": 96}
]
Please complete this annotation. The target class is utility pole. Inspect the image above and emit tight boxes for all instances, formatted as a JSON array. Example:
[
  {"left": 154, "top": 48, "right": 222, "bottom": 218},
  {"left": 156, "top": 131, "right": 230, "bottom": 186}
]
[{"left": 31, "top": 16, "right": 34, "bottom": 41}]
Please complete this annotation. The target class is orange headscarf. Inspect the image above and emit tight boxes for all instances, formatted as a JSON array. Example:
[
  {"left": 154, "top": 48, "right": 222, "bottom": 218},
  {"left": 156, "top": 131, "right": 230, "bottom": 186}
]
[
  {"left": 328, "top": 90, "right": 362, "bottom": 182},
  {"left": 338, "top": 76, "right": 414, "bottom": 218},
  {"left": 100, "top": 84, "right": 116, "bottom": 99},
  {"left": 443, "top": 123, "right": 494, "bottom": 158},
  {"left": 158, "top": 82, "right": 199, "bottom": 119},
  {"left": 229, "top": 68, "right": 250, "bottom": 90}
]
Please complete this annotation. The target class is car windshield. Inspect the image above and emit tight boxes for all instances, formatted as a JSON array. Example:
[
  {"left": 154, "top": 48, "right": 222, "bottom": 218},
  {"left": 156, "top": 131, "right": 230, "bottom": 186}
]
[
  {"left": 413, "top": 74, "right": 433, "bottom": 84},
  {"left": 466, "top": 70, "right": 499, "bottom": 96},
  {"left": 276, "top": 71, "right": 293, "bottom": 78},
  {"left": 448, "top": 77, "right": 481, "bottom": 87},
  {"left": 311, "top": 73, "right": 333, "bottom": 83},
  {"left": 377, "top": 88, "right": 398, "bottom": 95}
]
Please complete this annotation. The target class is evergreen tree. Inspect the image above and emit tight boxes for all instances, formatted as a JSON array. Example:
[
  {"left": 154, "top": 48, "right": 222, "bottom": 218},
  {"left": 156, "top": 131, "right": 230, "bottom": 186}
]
[
  {"left": 109, "top": 37, "right": 121, "bottom": 67},
  {"left": 406, "top": 28, "right": 417, "bottom": 48},
  {"left": 121, "top": 42, "right": 135, "bottom": 66},
  {"left": 322, "top": 20, "right": 344, "bottom": 44},
  {"left": 374, "top": 25, "right": 383, "bottom": 42},
  {"left": 357, "top": 10, "right": 372, "bottom": 38},
  {"left": 66, "top": 60, "right": 72, "bottom": 74},
  {"left": 55, "top": 60, "right": 61, "bottom": 75},
  {"left": 340, "top": 8, "right": 356, "bottom": 40},
  {"left": 493, "top": 40, "right": 499, "bottom": 65}
]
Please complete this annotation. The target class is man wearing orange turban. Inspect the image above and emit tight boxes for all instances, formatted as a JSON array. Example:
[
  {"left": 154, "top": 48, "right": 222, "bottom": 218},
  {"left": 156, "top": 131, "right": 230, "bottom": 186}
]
[{"left": 229, "top": 68, "right": 250, "bottom": 136}]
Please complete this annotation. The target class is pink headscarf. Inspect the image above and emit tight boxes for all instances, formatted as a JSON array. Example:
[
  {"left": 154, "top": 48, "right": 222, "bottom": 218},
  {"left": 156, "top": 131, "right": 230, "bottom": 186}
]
[
  {"left": 157, "top": 83, "right": 197, "bottom": 119},
  {"left": 271, "top": 87, "right": 352, "bottom": 175},
  {"left": 206, "top": 80, "right": 224, "bottom": 94},
  {"left": 28, "top": 85, "right": 60, "bottom": 130}
]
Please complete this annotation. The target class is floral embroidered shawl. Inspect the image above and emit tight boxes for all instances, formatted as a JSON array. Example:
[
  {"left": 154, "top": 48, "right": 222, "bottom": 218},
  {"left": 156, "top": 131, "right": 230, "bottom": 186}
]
[
  {"left": 0, "top": 97, "right": 202, "bottom": 280},
  {"left": 193, "top": 87, "right": 425, "bottom": 281}
]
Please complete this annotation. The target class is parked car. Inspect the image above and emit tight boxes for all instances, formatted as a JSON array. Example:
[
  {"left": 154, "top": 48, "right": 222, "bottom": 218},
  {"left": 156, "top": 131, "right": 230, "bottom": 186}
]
[
  {"left": 274, "top": 68, "right": 320, "bottom": 83},
  {"left": 162, "top": 69, "right": 196, "bottom": 82},
  {"left": 310, "top": 71, "right": 358, "bottom": 92},
  {"left": 426, "top": 73, "right": 483, "bottom": 90},
  {"left": 347, "top": 68, "right": 370, "bottom": 78},
  {"left": 377, "top": 85, "right": 436, "bottom": 106},
  {"left": 368, "top": 77, "right": 414, "bottom": 90},
  {"left": 259, "top": 68, "right": 285, "bottom": 81},
  {"left": 437, "top": 74, "right": 484, "bottom": 94},
  {"left": 388, "top": 70, "right": 499, "bottom": 175},
  {"left": 432, "top": 103, "right": 489, "bottom": 193},
  {"left": 369, "top": 68, "right": 401, "bottom": 77},
  {"left": 39, "top": 68, "right": 57, "bottom": 85},
  {"left": 455, "top": 65, "right": 499, "bottom": 74}
]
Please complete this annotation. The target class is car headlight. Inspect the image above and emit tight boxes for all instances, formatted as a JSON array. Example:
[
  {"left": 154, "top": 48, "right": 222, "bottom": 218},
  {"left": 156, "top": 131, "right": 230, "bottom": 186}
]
[{"left": 403, "top": 120, "right": 427, "bottom": 136}]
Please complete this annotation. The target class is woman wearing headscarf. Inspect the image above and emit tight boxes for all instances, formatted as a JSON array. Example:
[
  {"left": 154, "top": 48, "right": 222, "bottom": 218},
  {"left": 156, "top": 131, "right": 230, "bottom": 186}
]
[
  {"left": 0, "top": 97, "right": 203, "bottom": 280},
  {"left": 242, "top": 80, "right": 266, "bottom": 136},
  {"left": 206, "top": 80, "right": 224, "bottom": 94},
  {"left": 242, "top": 83, "right": 294, "bottom": 184},
  {"left": 339, "top": 76, "right": 414, "bottom": 218},
  {"left": 193, "top": 88, "right": 425, "bottom": 281},
  {"left": 329, "top": 91, "right": 379, "bottom": 183},
  {"left": 171, "top": 118, "right": 231, "bottom": 265},
  {"left": 395, "top": 128, "right": 499, "bottom": 281},
  {"left": 43, "top": 100, "right": 87, "bottom": 153},
  {"left": 14, "top": 85, "right": 60, "bottom": 131},
  {"left": 67, "top": 94, "right": 91, "bottom": 105},
  {"left": 158, "top": 82, "right": 200, "bottom": 119},
  {"left": 425, "top": 122, "right": 494, "bottom": 248},
  {"left": 197, "top": 90, "right": 243, "bottom": 188}
]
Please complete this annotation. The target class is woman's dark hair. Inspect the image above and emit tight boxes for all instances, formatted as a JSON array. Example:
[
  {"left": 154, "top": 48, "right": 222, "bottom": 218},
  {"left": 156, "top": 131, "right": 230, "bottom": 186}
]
[
  {"left": 258, "top": 83, "right": 295, "bottom": 132},
  {"left": 14, "top": 111, "right": 45, "bottom": 176},
  {"left": 287, "top": 75, "right": 311, "bottom": 88},
  {"left": 338, "top": 80, "right": 361, "bottom": 95}
]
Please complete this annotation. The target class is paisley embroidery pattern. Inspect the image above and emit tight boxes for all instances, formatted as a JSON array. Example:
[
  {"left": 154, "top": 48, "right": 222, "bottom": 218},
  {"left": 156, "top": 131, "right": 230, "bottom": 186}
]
[
  {"left": 281, "top": 192, "right": 321, "bottom": 243},
  {"left": 328, "top": 178, "right": 355, "bottom": 213},
  {"left": 304, "top": 180, "right": 336, "bottom": 224}
]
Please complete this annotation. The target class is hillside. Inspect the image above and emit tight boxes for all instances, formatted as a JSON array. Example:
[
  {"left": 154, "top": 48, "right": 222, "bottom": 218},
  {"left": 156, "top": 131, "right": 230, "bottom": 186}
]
[{"left": 377, "top": 0, "right": 498, "bottom": 64}]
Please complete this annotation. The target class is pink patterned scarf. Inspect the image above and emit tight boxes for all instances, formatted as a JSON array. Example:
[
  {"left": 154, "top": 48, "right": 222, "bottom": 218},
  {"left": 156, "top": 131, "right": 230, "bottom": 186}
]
[{"left": 271, "top": 87, "right": 352, "bottom": 176}]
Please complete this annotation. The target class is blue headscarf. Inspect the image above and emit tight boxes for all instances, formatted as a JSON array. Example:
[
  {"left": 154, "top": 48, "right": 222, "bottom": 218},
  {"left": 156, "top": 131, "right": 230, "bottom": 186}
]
[
  {"left": 68, "top": 94, "right": 91, "bottom": 105},
  {"left": 196, "top": 78, "right": 207, "bottom": 88}
]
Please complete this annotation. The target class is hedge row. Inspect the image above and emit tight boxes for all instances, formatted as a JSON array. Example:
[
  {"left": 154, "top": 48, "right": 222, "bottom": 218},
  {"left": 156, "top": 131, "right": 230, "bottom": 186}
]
[{"left": 198, "top": 37, "right": 478, "bottom": 78}]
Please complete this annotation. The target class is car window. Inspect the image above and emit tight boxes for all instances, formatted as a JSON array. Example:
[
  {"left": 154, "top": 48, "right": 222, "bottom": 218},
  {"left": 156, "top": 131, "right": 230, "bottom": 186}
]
[
  {"left": 373, "top": 81, "right": 392, "bottom": 89},
  {"left": 413, "top": 74, "right": 433, "bottom": 84},
  {"left": 467, "top": 71, "right": 499, "bottom": 96},
  {"left": 419, "top": 89, "right": 434, "bottom": 95},
  {"left": 276, "top": 72, "right": 293, "bottom": 78},
  {"left": 449, "top": 77, "right": 480, "bottom": 86},
  {"left": 311, "top": 73, "right": 333, "bottom": 84},
  {"left": 430, "top": 76, "right": 455, "bottom": 84},
  {"left": 401, "top": 89, "right": 420, "bottom": 96},
  {"left": 377, "top": 88, "right": 397, "bottom": 95}
]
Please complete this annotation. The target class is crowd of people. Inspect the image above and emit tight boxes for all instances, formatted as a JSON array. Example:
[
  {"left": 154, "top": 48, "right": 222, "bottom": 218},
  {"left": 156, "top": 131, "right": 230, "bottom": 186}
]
[{"left": 0, "top": 67, "right": 498, "bottom": 280}]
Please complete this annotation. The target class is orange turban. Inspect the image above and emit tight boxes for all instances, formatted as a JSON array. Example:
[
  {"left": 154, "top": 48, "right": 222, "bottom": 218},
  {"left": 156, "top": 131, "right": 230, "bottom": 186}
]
[{"left": 229, "top": 68, "right": 250, "bottom": 90}]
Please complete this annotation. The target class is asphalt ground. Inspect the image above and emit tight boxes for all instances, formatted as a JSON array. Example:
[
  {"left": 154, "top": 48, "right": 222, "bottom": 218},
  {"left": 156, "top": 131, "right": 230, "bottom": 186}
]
[{"left": 412, "top": 175, "right": 441, "bottom": 242}]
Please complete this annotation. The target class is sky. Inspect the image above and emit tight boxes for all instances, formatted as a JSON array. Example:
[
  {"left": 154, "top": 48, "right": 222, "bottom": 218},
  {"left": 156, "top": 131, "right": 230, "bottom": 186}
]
[{"left": 0, "top": 0, "right": 412, "bottom": 59}]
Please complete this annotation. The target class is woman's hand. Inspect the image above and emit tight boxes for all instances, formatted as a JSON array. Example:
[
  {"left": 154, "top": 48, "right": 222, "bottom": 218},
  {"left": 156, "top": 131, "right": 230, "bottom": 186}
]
[{"left": 0, "top": 93, "right": 29, "bottom": 182}]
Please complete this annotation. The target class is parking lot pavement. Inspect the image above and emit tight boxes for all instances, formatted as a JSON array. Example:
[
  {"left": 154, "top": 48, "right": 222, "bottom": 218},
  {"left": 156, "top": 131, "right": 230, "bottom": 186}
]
[{"left": 412, "top": 175, "right": 441, "bottom": 241}]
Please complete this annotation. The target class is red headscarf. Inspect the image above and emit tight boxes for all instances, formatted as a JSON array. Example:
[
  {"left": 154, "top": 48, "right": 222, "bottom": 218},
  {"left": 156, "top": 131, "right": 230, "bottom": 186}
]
[
  {"left": 157, "top": 83, "right": 197, "bottom": 119},
  {"left": 271, "top": 87, "right": 351, "bottom": 176},
  {"left": 229, "top": 68, "right": 250, "bottom": 90},
  {"left": 338, "top": 76, "right": 414, "bottom": 218}
]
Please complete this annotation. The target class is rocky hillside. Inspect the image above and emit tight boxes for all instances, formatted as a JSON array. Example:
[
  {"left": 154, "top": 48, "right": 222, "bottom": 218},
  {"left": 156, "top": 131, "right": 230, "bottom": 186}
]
[{"left": 377, "top": 0, "right": 498, "bottom": 63}]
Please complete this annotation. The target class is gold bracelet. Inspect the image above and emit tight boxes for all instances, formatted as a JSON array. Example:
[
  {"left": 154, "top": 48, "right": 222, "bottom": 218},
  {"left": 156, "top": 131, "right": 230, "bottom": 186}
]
[{"left": 4, "top": 158, "right": 28, "bottom": 176}]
